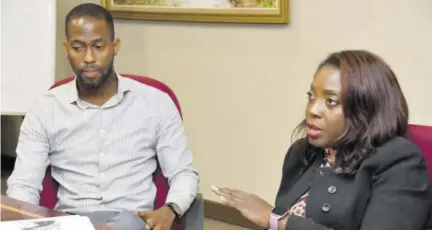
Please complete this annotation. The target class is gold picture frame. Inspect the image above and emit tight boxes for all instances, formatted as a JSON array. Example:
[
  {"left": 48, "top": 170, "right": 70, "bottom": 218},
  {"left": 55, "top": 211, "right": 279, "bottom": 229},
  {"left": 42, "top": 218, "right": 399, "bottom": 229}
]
[{"left": 100, "top": 0, "right": 289, "bottom": 24}]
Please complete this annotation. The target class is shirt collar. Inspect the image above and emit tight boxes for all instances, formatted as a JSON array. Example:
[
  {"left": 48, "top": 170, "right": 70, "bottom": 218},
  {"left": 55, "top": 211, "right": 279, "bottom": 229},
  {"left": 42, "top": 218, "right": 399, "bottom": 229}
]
[{"left": 67, "top": 72, "right": 131, "bottom": 104}]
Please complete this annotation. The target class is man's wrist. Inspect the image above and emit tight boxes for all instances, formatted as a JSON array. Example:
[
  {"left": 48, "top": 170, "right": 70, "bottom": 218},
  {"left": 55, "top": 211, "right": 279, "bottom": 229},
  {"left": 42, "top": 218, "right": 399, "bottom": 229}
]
[
  {"left": 161, "top": 205, "right": 176, "bottom": 220},
  {"left": 165, "top": 202, "right": 181, "bottom": 220}
]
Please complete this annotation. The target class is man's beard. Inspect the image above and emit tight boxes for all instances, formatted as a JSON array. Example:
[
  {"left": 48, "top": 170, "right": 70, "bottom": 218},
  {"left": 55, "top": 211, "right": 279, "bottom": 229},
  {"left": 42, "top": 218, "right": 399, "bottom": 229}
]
[
  {"left": 77, "top": 67, "right": 111, "bottom": 89},
  {"left": 75, "top": 60, "right": 114, "bottom": 90}
]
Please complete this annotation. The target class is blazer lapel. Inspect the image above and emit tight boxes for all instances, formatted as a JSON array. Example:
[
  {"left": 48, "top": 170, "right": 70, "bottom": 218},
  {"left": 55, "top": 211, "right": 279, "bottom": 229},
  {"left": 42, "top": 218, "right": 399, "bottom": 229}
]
[{"left": 279, "top": 153, "right": 323, "bottom": 208}]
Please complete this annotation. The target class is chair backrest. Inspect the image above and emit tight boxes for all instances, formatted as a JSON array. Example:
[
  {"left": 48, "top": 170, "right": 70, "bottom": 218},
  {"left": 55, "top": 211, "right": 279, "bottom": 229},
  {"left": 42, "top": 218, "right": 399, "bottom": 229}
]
[
  {"left": 405, "top": 124, "right": 432, "bottom": 229},
  {"left": 405, "top": 124, "right": 432, "bottom": 180},
  {"left": 40, "top": 74, "right": 184, "bottom": 228}
]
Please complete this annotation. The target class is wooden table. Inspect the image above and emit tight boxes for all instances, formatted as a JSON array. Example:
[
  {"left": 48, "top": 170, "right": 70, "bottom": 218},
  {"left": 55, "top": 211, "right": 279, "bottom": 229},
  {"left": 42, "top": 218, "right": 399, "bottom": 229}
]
[{"left": 0, "top": 195, "right": 113, "bottom": 230}]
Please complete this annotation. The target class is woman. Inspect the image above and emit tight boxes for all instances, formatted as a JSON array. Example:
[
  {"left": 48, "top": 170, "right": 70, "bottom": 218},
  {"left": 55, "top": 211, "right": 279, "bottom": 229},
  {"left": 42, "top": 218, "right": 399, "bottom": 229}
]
[{"left": 212, "top": 50, "right": 431, "bottom": 229}]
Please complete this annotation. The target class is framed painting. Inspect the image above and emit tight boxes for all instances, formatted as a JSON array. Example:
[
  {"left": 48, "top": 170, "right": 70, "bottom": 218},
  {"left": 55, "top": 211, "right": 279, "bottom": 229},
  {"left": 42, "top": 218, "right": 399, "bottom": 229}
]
[{"left": 100, "top": 0, "right": 289, "bottom": 24}]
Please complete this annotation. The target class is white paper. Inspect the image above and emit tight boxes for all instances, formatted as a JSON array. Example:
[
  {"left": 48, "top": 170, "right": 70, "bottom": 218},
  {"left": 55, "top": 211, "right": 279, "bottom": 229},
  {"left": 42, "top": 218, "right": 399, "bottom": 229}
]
[{"left": 0, "top": 215, "right": 95, "bottom": 230}]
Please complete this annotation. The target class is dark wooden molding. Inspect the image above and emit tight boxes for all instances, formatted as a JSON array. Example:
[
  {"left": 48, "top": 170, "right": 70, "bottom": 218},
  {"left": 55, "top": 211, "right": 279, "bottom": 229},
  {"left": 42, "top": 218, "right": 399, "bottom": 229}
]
[{"left": 204, "top": 199, "right": 262, "bottom": 229}]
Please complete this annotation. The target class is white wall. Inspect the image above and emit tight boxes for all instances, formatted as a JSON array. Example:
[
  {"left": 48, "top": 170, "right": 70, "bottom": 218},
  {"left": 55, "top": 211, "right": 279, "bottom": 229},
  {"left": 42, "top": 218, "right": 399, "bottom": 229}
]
[{"left": 1, "top": 0, "right": 56, "bottom": 115}]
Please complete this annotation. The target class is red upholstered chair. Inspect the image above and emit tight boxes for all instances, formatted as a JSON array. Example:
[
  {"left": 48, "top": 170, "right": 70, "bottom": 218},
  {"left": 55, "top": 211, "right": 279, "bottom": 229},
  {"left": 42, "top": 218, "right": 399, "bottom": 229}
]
[
  {"left": 405, "top": 124, "right": 432, "bottom": 229},
  {"left": 40, "top": 74, "right": 203, "bottom": 229},
  {"left": 405, "top": 124, "right": 432, "bottom": 182}
]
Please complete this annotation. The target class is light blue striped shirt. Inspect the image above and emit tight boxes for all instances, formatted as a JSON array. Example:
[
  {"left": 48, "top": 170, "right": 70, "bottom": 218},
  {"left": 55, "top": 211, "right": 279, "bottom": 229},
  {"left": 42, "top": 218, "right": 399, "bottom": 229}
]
[{"left": 6, "top": 74, "right": 199, "bottom": 215}]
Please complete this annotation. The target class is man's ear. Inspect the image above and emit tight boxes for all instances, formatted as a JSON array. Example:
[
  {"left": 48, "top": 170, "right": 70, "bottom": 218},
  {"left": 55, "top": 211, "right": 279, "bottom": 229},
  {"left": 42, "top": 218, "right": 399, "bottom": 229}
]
[
  {"left": 113, "top": 38, "right": 120, "bottom": 56},
  {"left": 63, "top": 40, "right": 68, "bottom": 54}
]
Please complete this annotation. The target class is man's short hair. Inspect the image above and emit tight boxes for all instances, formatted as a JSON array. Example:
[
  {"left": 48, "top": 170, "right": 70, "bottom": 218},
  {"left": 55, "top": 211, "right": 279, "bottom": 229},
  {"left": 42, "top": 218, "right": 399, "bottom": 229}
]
[{"left": 65, "top": 3, "right": 115, "bottom": 40}]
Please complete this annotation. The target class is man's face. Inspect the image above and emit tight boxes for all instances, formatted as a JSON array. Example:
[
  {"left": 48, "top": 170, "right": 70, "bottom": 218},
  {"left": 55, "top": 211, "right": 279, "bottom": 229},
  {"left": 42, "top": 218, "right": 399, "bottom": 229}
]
[{"left": 64, "top": 16, "right": 120, "bottom": 89}]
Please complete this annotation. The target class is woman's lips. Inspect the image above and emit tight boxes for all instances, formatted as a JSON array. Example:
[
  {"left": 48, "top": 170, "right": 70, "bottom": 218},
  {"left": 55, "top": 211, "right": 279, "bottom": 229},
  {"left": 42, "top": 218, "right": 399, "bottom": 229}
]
[{"left": 307, "top": 123, "right": 322, "bottom": 137}]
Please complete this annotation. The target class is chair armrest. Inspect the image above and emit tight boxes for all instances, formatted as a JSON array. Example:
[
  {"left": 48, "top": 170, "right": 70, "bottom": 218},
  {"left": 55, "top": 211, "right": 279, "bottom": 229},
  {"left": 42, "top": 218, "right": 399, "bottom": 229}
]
[{"left": 181, "top": 193, "right": 204, "bottom": 230}]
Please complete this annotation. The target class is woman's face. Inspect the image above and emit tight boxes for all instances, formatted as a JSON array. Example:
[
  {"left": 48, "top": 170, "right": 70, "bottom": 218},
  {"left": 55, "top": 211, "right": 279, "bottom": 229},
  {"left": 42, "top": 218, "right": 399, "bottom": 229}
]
[{"left": 305, "top": 65, "right": 345, "bottom": 148}]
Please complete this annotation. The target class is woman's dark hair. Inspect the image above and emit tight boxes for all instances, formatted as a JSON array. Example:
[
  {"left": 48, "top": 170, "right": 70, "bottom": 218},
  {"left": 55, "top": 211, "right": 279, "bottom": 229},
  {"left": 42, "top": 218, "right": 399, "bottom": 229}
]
[{"left": 292, "top": 50, "right": 409, "bottom": 175}]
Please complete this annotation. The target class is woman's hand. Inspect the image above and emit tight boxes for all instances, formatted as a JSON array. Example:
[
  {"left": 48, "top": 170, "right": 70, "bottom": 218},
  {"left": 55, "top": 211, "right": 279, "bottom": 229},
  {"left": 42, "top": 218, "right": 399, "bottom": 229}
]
[{"left": 212, "top": 185, "right": 273, "bottom": 229}]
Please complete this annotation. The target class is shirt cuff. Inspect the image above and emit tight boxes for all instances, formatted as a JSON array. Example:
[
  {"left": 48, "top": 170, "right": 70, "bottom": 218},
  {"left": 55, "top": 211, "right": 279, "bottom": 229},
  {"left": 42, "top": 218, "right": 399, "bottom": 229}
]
[
  {"left": 6, "top": 187, "right": 40, "bottom": 205},
  {"left": 165, "top": 192, "right": 195, "bottom": 217}
]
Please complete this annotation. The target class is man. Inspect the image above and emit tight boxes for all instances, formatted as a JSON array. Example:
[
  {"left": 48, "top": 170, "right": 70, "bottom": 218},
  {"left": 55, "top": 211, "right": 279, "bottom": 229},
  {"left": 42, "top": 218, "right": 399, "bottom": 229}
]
[{"left": 6, "top": 3, "right": 199, "bottom": 230}]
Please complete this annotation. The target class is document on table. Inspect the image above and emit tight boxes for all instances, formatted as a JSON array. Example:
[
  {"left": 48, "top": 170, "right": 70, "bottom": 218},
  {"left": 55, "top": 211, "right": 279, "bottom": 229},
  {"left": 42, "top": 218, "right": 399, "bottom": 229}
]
[{"left": 0, "top": 215, "right": 95, "bottom": 230}]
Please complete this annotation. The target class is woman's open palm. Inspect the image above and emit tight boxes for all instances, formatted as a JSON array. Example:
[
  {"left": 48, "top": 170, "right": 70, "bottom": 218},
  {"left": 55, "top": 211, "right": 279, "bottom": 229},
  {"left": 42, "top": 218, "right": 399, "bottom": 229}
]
[{"left": 212, "top": 185, "right": 273, "bottom": 229}]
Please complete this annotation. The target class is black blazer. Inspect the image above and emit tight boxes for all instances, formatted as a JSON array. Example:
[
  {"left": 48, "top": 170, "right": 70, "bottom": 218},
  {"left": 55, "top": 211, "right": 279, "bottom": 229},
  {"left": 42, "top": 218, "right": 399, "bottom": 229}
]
[{"left": 275, "top": 137, "right": 431, "bottom": 230}]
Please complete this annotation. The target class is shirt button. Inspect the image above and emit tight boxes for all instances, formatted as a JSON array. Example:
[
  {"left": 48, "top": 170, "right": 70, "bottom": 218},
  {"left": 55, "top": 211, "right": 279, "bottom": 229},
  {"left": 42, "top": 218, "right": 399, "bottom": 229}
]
[
  {"left": 321, "top": 203, "right": 331, "bottom": 212},
  {"left": 319, "top": 171, "right": 324, "bottom": 176},
  {"left": 328, "top": 186, "right": 337, "bottom": 194}
]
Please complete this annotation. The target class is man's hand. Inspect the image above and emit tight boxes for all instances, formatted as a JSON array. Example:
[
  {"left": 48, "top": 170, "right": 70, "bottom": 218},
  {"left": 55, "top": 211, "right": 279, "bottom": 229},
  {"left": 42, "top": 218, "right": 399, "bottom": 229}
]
[
  {"left": 136, "top": 206, "right": 176, "bottom": 230},
  {"left": 212, "top": 185, "right": 273, "bottom": 229}
]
